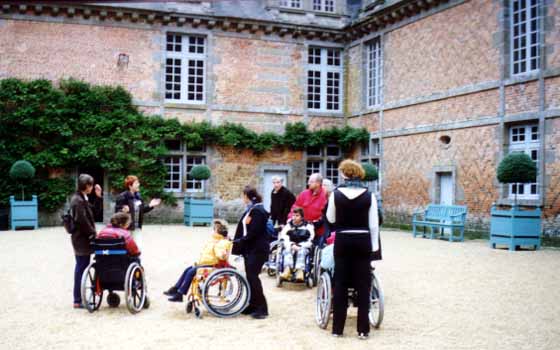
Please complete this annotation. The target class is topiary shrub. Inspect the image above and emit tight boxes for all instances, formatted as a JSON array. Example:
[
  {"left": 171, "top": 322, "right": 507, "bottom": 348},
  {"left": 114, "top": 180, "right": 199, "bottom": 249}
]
[
  {"left": 497, "top": 153, "right": 537, "bottom": 184},
  {"left": 9, "top": 160, "right": 35, "bottom": 200},
  {"left": 497, "top": 153, "right": 537, "bottom": 205},
  {"left": 362, "top": 163, "right": 379, "bottom": 182},
  {"left": 190, "top": 165, "right": 211, "bottom": 181}
]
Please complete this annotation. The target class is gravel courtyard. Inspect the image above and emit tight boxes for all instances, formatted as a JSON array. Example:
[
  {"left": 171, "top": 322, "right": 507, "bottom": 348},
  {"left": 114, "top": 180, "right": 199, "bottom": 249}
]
[{"left": 1, "top": 225, "right": 559, "bottom": 350}]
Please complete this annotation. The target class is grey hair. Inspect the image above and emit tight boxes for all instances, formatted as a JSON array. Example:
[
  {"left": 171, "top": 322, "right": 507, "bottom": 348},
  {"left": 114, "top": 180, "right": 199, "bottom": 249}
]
[
  {"left": 77, "top": 174, "right": 94, "bottom": 192},
  {"left": 271, "top": 176, "right": 284, "bottom": 183},
  {"left": 309, "top": 173, "right": 323, "bottom": 184}
]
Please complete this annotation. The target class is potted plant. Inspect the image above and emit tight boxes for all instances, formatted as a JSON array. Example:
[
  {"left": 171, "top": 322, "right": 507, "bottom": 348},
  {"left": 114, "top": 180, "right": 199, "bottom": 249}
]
[
  {"left": 9, "top": 160, "right": 38, "bottom": 230},
  {"left": 490, "top": 153, "right": 540, "bottom": 250},
  {"left": 184, "top": 164, "right": 213, "bottom": 226},
  {"left": 362, "top": 162, "right": 382, "bottom": 211}
]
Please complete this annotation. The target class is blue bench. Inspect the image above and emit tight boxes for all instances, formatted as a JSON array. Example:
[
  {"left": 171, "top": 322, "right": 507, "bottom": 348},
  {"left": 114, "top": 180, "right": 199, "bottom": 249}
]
[{"left": 412, "top": 204, "right": 467, "bottom": 242}]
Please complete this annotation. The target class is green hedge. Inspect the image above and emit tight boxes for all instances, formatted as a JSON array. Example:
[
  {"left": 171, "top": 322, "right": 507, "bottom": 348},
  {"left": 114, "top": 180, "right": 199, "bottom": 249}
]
[{"left": 0, "top": 78, "right": 369, "bottom": 211}]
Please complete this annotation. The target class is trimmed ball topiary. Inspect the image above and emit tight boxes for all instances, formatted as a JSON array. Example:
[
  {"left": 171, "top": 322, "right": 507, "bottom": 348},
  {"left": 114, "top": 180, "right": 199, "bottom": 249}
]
[
  {"left": 497, "top": 153, "right": 537, "bottom": 184},
  {"left": 9, "top": 160, "right": 35, "bottom": 181},
  {"left": 362, "top": 163, "right": 379, "bottom": 182},
  {"left": 189, "top": 164, "right": 211, "bottom": 181}
]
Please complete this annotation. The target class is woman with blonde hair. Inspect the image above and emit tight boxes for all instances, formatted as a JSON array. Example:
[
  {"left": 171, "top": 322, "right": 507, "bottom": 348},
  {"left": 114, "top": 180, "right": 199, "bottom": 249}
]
[{"left": 326, "top": 159, "right": 380, "bottom": 339}]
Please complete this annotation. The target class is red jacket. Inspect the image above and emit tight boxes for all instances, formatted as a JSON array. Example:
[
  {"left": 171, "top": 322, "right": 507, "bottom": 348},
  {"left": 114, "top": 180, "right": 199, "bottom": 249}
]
[
  {"left": 289, "top": 187, "right": 327, "bottom": 236},
  {"left": 97, "top": 225, "right": 140, "bottom": 256}
]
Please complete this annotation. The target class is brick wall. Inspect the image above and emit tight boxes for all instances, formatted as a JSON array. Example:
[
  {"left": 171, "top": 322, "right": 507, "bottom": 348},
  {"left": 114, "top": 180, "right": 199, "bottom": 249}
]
[
  {"left": 348, "top": 112, "right": 379, "bottom": 133},
  {"left": 545, "top": 77, "right": 560, "bottom": 110},
  {"left": 382, "top": 125, "right": 501, "bottom": 228},
  {"left": 383, "top": 89, "right": 499, "bottom": 131},
  {"left": 0, "top": 19, "right": 161, "bottom": 103},
  {"left": 210, "top": 110, "right": 303, "bottom": 133},
  {"left": 543, "top": 117, "right": 560, "bottom": 235},
  {"left": 546, "top": 0, "right": 560, "bottom": 69},
  {"left": 346, "top": 44, "right": 362, "bottom": 116},
  {"left": 505, "top": 81, "right": 540, "bottom": 115},
  {"left": 212, "top": 35, "right": 304, "bottom": 113},
  {"left": 383, "top": 0, "right": 500, "bottom": 104}
]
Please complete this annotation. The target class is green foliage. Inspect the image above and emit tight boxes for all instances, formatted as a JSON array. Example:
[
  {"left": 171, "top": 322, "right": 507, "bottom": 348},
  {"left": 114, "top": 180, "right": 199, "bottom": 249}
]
[
  {"left": 362, "top": 163, "right": 379, "bottom": 182},
  {"left": 190, "top": 165, "right": 211, "bottom": 181},
  {"left": 497, "top": 153, "right": 537, "bottom": 184},
  {"left": 9, "top": 160, "right": 35, "bottom": 181},
  {"left": 0, "top": 78, "right": 369, "bottom": 211}
]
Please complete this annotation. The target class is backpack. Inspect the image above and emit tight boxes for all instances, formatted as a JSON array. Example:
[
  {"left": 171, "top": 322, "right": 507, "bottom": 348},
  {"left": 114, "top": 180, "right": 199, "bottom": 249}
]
[
  {"left": 265, "top": 218, "right": 277, "bottom": 240},
  {"left": 61, "top": 208, "right": 77, "bottom": 235}
]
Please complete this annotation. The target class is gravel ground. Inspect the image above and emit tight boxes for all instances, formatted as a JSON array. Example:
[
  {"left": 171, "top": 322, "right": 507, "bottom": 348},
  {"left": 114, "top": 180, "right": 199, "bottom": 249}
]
[{"left": 1, "top": 225, "right": 559, "bottom": 350}]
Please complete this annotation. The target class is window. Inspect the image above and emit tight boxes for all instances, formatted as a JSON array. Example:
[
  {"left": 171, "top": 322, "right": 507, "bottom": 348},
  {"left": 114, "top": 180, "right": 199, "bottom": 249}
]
[
  {"left": 508, "top": 124, "right": 539, "bottom": 199},
  {"left": 306, "top": 144, "right": 341, "bottom": 186},
  {"left": 360, "top": 137, "right": 381, "bottom": 193},
  {"left": 313, "top": 0, "right": 335, "bottom": 12},
  {"left": 280, "top": 0, "right": 302, "bottom": 8},
  {"left": 366, "top": 38, "right": 381, "bottom": 107},
  {"left": 307, "top": 47, "right": 343, "bottom": 112},
  {"left": 511, "top": 0, "right": 540, "bottom": 75},
  {"left": 165, "top": 34, "right": 206, "bottom": 103},
  {"left": 163, "top": 140, "right": 208, "bottom": 193}
]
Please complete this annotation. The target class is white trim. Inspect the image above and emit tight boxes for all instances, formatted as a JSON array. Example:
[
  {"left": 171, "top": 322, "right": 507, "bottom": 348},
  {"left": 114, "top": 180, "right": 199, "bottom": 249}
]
[
  {"left": 307, "top": 47, "right": 343, "bottom": 112},
  {"left": 507, "top": 123, "right": 539, "bottom": 200},
  {"left": 510, "top": 0, "right": 541, "bottom": 76}
]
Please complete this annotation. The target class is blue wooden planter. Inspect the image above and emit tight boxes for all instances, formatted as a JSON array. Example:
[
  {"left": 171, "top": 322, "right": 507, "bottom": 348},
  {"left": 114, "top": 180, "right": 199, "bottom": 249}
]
[
  {"left": 10, "top": 195, "right": 38, "bottom": 230},
  {"left": 490, "top": 205, "right": 541, "bottom": 251},
  {"left": 184, "top": 196, "right": 213, "bottom": 226}
]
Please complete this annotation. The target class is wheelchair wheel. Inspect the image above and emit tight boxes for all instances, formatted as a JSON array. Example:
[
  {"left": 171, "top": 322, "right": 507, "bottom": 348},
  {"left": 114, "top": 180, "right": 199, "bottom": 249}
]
[
  {"left": 369, "top": 271, "right": 384, "bottom": 328},
  {"left": 81, "top": 262, "right": 103, "bottom": 313},
  {"left": 201, "top": 268, "right": 251, "bottom": 318},
  {"left": 107, "top": 292, "right": 120, "bottom": 308},
  {"left": 315, "top": 271, "right": 332, "bottom": 329},
  {"left": 275, "top": 246, "right": 283, "bottom": 287},
  {"left": 266, "top": 241, "right": 279, "bottom": 277},
  {"left": 186, "top": 300, "right": 193, "bottom": 314},
  {"left": 312, "top": 246, "right": 322, "bottom": 287},
  {"left": 124, "top": 262, "right": 146, "bottom": 314},
  {"left": 194, "top": 306, "right": 203, "bottom": 319}
]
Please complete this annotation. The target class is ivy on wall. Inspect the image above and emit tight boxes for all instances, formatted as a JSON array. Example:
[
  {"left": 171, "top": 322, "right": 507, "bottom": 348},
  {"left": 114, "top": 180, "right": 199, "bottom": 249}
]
[{"left": 0, "top": 78, "right": 369, "bottom": 210}]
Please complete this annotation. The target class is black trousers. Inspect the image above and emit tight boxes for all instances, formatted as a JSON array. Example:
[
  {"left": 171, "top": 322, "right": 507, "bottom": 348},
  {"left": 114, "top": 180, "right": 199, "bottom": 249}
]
[
  {"left": 332, "top": 233, "right": 371, "bottom": 335},
  {"left": 244, "top": 252, "right": 268, "bottom": 315}
]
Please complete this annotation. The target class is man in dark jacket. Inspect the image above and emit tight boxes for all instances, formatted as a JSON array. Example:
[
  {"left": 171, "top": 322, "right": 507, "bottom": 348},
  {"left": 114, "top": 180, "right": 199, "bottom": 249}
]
[
  {"left": 269, "top": 176, "right": 295, "bottom": 227},
  {"left": 70, "top": 173, "right": 102, "bottom": 309}
]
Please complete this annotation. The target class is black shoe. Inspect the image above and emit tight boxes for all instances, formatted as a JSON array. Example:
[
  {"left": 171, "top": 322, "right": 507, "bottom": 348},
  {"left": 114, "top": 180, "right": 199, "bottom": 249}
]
[
  {"left": 163, "top": 286, "right": 178, "bottom": 296},
  {"left": 168, "top": 293, "right": 183, "bottom": 302},
  {"left": 241, "top": 306, "right": 255, "bottom": 315},
  {"left": 251, "top": 312, "right": 268, "bottom": 319}
]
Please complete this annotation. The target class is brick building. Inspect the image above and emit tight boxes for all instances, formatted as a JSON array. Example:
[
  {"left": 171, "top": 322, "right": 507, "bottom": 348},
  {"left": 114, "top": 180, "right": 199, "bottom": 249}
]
[{"left": 1, "top": 0, "right": 559, "bottom": 234}]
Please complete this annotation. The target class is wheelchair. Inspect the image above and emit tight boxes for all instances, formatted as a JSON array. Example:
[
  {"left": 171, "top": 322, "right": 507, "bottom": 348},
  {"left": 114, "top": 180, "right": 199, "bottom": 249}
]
[
  {"left": 275, "top": 239, "right": 319, "bottom": 288},
  {"left": 315, "top": 262, "right": 384, "bottom": 330},
  {"left": 80, "top": 238, "right": 148, "bottom": 314},
  {"left": 264, "top": 239, "right": 280, "bottom": 277},
  {"left": 185, "top": 261, "right": 251, "bottom": 319}
]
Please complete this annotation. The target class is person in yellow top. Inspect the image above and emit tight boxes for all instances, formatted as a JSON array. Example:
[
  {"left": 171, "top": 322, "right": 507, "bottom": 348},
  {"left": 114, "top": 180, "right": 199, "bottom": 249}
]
[{"left": 165, "top": 219, "right": 232, "bottom": 302}]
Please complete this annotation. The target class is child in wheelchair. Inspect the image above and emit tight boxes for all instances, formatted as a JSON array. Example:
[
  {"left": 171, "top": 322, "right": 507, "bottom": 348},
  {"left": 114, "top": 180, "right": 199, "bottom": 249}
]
[
  {"left": 97, "top": 212, "right": 140, "bottom": 257},
  {"left": 278, "top": 207, "right": 315, "bottom": 282},
  {"left": 164, "top": 219, "right": 232, "bottom": 302}
]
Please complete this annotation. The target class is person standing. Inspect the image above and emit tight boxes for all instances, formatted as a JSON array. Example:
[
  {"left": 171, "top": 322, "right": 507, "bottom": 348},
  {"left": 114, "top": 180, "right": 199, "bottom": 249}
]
[
  {"left": 269, "top": 176, "right": 295, "bottom": 228},
  {"left": 70, "top": 174, "right": 102, "bottom": 309},
  {"left": 232, "top": 186, "right": 269, "bottom": 319},
  {"left": 289, "top": 173, "right": 328, "bottom": 239},
  {"left": 115, "top": 175, "right": 161, "bottom": 249},
  {"left": 326, "top": 160, "right": 380, "bottom": 339}
]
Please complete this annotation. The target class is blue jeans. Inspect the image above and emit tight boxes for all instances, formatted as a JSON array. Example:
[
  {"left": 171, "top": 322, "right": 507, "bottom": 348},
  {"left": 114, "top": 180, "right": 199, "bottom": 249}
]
[
  {"left": 175, "top": 266, "right": 198, "bottom": 295},
  {"left": 73, "top": 255, "right": 91, "bottom": 304}
]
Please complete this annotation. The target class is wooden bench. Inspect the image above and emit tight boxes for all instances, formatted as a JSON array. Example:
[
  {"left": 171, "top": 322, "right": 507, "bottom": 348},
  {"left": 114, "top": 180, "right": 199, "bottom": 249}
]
[{"left": 412, "top": 204, "right": 467, "bottom": 242}]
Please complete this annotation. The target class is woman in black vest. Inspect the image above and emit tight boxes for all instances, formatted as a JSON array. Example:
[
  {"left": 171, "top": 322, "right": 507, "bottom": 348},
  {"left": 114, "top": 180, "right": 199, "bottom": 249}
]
[
  {"left": 232, "top": 186, "right": 269, "bottom": 319},
  {"left": 326, "top": 160, "right": 380, "bottom": 339}
]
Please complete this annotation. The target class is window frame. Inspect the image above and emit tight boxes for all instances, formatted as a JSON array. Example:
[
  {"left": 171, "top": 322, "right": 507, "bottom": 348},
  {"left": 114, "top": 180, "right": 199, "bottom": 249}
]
[
  {"left": 163, "top": 141, "right": 208, "bottom": 194},
  {"left": 365, "top": 38, "right": 382, "bottom": 108},
  {"left": 305, "top": 144, "right": 342, "bottom": 186},
  {"left": 507, "top": 123, "right": 539, "bottom": 200},
  {"left": 510, "top": 0, "right": 541, "bottom": 76},
  {"left": 307, "top": 47, "right": 344, "bottom": 113},
  {"left": 359, "top": 136, "right": 381, "bottom": 194},
  {"left": 165, "top": 33, "right": 207, "bottom": 105}
]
